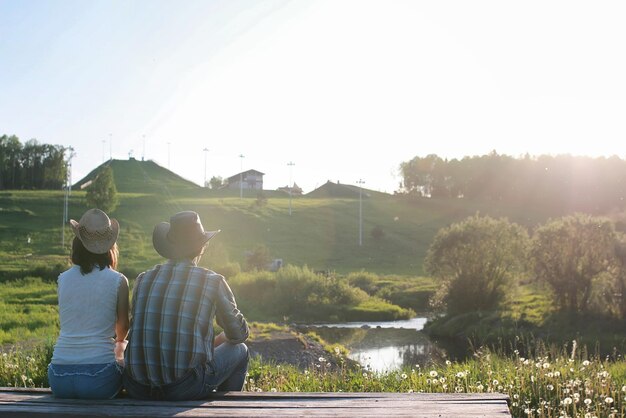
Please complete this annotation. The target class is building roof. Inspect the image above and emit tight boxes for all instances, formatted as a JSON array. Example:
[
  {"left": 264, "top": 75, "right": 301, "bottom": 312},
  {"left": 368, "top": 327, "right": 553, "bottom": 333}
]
[{"left": 226, "top": 169, "right": 265, "bottom": 182}]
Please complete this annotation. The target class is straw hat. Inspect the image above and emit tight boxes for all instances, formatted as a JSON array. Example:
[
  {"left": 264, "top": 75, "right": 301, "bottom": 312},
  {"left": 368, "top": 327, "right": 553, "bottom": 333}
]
[
  {"left": 70, "top": 209, "right": 120, "bottom": 254},
  {"left": 152, "top": 211, "right": 220, "bottom": 260}
]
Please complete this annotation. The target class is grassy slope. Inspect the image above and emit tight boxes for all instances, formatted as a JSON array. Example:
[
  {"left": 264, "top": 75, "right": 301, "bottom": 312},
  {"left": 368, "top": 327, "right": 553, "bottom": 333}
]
[{"left": 1, "top": 159, "right": 566, "bottom": 277}]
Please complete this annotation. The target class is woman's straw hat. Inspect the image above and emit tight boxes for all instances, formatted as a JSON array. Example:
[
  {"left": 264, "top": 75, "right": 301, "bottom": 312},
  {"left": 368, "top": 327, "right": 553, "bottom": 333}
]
[
  {"left": 70, "top": 209, "right": 119, "bottom": 254},
  {"left": 152, "top": 211, "right": 219, "bottom": 260}
]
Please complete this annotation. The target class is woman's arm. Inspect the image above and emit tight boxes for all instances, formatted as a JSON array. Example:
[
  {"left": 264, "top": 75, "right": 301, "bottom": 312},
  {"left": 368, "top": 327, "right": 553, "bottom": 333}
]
[{"left": 116, "top": 275, "right": 130, "bottom": 342}]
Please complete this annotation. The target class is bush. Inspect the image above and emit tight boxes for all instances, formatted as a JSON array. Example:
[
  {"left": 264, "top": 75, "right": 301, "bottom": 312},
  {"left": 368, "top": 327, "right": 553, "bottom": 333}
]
[
  {"left": 425, "top": 214, "right": 530, "bottom": 315},
  {"left": 228, "top": 265, "right": 412, "bottom": 322}
]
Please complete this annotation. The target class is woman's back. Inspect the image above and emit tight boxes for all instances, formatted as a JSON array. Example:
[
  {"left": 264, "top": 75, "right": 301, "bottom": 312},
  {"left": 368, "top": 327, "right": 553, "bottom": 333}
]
[{"left": 52, "top": 265, "right": 123, "bottom": 364}]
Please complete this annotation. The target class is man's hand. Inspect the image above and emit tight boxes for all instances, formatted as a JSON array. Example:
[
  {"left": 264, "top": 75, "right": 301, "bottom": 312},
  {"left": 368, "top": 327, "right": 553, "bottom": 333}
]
[{"left": 214, "top": 331, "right": 227, "bottom": 347}]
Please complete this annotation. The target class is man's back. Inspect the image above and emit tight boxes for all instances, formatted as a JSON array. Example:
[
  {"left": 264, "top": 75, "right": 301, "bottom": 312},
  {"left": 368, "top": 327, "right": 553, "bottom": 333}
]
[{"left": 125, "top": 260, "right": 248, "bottom": 386}]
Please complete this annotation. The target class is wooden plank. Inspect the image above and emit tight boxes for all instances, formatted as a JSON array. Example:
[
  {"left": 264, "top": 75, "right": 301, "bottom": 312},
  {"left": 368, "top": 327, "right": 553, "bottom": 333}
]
[{"left": 0, "top": 388, "right": 511, "bottom": 417}]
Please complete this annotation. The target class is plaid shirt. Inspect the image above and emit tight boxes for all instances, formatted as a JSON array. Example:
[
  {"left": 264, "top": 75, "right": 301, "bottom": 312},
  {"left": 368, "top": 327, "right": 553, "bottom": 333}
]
[{"left": 125, "top": 260, "right": 248, "bottom": 386}]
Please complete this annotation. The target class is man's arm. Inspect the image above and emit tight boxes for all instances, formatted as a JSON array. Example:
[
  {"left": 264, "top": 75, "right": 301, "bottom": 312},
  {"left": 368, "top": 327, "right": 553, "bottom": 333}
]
[{"left": 215, "top": 277, "right": 249, "bottom": 344}]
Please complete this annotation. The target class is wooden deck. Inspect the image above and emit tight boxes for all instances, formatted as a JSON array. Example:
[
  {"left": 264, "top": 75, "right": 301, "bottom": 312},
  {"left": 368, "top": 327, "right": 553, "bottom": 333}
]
[{"left": 0, "top": 387, "right": 511, "bottom": 417}]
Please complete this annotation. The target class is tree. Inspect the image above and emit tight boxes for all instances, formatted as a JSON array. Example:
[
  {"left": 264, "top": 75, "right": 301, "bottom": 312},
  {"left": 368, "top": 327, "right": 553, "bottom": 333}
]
[
  {"left": 209, "top": 176, "right": 224, "bottom": 190},
  {"left": 530, "top": 214, "right": 618, "bottom": 312},
  {"left": 86, "top": 166, "right": 119, "bottom": 213},
  {"left": 424, "top": 214, "right": 529, "bottom": 314},
  {"left": 245, "top": 244, "right": 272, "bottom": 271},
  {"left": 371, "top": 225, "right": 385, "bottom": 242}
]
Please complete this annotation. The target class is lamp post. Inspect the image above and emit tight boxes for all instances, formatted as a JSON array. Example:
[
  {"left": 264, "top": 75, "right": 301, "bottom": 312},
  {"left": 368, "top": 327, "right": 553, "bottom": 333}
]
[
  {"left": 203, "top": 148, "right": 209, "bottom": 187},
  {"left": 62, "top": 147, "right": 76, "bottom": 248},
  {"left": 357, "top": 179, "right": 365, "bottom": 246},
  {"left": 239, "top": 154, "right": 245, "bottom": 199},
  {"left": 287, "top": 161, "right": 295, "bottom": 215}
]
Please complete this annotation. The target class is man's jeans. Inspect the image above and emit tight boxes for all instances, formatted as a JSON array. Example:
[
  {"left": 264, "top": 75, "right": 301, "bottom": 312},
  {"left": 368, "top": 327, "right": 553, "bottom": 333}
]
[
  {"left": 123, "top": 342, "right": 249, "bottom": 401},
  {"left": 48, "top": 362, "right": 123, "bottom": 399}
]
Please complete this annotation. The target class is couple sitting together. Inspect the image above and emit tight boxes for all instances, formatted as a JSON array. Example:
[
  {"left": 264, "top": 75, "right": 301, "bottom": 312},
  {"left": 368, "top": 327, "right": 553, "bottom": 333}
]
[{"left": 47, "top": 209, "right": 249, "bottom": 400}]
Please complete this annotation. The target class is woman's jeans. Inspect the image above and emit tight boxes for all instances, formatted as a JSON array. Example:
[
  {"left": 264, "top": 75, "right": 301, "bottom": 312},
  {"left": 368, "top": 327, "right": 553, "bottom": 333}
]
[
  {"left": 123, "top": 342, "right": 249, "bottom": 401},
  {"left": 48, "top": 362, "right": 123, "bottom": 399}
]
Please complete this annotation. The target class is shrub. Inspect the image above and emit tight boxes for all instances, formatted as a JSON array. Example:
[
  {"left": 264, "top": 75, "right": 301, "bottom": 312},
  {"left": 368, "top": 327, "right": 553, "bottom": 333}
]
[{"left": 425, "top": 214, "right": 529, "bottom": 315}]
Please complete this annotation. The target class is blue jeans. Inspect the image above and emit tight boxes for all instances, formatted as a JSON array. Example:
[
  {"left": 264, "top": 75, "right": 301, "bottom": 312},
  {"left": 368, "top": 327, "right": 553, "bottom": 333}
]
[
  {"left": 123, "top": 342, "right": 249, "bottom": 401},
  {"left": 48, "top": 362, "right": 123, "bottom": 399}
]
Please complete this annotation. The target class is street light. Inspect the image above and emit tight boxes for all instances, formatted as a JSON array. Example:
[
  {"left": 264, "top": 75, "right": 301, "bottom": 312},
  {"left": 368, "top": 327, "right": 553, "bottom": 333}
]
[
  {"left": 287, "top": 161, "right": 295, "bottom": 215},
  {"left": 203, "top": 148, "right": 209, "bottom": 187},
  {"left": 357, "top": 179, "right": 365, "bottom": 246},
  {"left": 239, "top": 154, "right": 245, "bottom": 199},
  {"left": 62, "top": 147, "right": 76, "bottom": 248}
]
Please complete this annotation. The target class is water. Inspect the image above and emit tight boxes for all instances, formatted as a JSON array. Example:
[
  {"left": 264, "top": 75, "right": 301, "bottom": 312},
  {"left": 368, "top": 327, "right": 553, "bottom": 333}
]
[{"left": 300, "top": 317, "right": 457, "bottom": 373}]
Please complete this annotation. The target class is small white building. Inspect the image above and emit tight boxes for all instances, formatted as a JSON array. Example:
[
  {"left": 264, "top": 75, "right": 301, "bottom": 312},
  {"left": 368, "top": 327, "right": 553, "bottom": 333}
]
[{"left": 226, "top": 169, "right": 264, "bottom": 190}]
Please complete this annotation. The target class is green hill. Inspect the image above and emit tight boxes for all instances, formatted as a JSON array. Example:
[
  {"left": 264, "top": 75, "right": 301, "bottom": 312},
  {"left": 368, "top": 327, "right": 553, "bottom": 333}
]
[
  {"left": 0, "top": 160, "right": 574, "bottom": 279},
  {"left": 74, "top": 159, "right": 200, "bottom": 194},
  {"left": 305, "top": 180, "right": 389, "bottom": 199}
]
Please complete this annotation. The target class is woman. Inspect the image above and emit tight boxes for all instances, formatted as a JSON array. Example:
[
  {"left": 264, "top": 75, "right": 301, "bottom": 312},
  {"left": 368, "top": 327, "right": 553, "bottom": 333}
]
[{"left": 48, "top": 208, "right": 130, "bottom": 399}]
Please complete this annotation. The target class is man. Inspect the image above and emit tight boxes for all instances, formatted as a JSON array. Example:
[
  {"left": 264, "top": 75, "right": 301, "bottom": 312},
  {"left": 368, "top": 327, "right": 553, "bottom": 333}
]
[{"left": 123, "top": 211, "right": 249, "bottom": 400}]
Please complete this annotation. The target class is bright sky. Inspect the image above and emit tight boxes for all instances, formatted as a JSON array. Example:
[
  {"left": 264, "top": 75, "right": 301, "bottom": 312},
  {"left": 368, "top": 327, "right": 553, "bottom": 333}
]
[{"left": 1, "top": 0, "right": 625, "bottom": 193}]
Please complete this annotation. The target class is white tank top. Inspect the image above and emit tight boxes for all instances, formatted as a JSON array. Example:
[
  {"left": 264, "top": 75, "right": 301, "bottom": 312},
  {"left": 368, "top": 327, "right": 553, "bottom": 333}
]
[{"left": 51, "top": 265, "right": 122, "bottom": 365}]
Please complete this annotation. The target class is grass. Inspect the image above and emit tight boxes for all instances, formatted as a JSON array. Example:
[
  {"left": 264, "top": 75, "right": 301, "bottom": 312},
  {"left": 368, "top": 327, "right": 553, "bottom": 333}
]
[
  {"left": 0, "top": 159, "right": 571, "bottom": 279},
  {"left": 0, "top": 277, "right": 58, "bottom": 345},
  {"left": 1, "top": 341, "right": 624, "bottom": 418}
]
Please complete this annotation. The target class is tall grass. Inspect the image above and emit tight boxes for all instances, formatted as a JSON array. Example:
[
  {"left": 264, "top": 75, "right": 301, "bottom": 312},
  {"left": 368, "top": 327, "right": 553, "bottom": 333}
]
[{"left": 2, "top": 341, "right": 624, "bottom": 417}]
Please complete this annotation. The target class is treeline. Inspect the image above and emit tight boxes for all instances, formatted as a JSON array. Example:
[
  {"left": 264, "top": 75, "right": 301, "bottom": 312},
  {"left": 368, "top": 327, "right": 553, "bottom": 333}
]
[
  {"left": 426, "top": 213, "right": 626, "bottom": 320},
  {"left": 0, "top": 135, "right": 68, "bottom": 190},
  {"left": 400, "top": 152, "right": 626, "bottom": 213}
]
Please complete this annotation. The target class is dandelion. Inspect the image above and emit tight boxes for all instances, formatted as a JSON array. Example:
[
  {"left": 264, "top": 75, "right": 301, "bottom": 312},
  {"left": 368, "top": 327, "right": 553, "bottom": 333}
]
[
  {"left": 456, "top": 372, "right": 465, "bottom": 378},
  {"left": 270, "top": 388, "right": 277, "bottom": 392},
  {"left": 582, "top": 360, "right": 590, "bottom": 366},
  {"left": 622, "top": 385, "right": 626, "bottom": 393},
  {"left": 445, "top": 360, "right": 451, "bottom": 366},
  {"left": 429, "top": 370, "right": 438, "bottom": 377},
  {"left": 401, "top": 373, "right": 407, "bottom": 380},
  {"left": 318, "top": 357, "right": 326, "bottom": 363},
  {"left": 563, "top": 397, "right": 572, "bottom": 405},
  {"left": 542, "top": 362, "right": 550, "bottom": 369},
  {"left": 492, "top": 379, "right": 498, "bottom": 386},
  {"left": 547, "top": 384, "right": 554, "bottom": 391},
  {"left": 604, "top": 397, "right": 613, "bottom": 405}
]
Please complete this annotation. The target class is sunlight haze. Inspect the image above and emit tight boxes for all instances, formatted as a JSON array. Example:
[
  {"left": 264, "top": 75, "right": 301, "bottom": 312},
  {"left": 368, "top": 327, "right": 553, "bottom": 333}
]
[{"left": 1, "top": 0, "right": 625, "bottom": 193}]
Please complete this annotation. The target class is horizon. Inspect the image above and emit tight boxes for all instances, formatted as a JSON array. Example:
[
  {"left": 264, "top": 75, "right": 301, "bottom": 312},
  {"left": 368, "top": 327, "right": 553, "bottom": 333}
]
[{"left": 2, "top": 1, "right": 625, "bottom": 193}]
